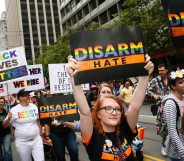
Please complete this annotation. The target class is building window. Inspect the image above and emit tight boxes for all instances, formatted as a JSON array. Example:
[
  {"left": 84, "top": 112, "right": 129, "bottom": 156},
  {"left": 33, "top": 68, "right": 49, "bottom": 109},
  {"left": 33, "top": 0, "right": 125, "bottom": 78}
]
[
  {"left": 99, "top": 11, "right": 108, "bottom": 25},
  {"left": 89, "top": 0, "right": 97, "bottom": 12},
  {"left": 75, "top": 0, "right": 80, "bottom": 5},
  {"left": 71, "top": 15, "right": 77, "bottom": 25},
  {"left": 97, "top": 0, "right": 105, "bottom": 6},
  {"left": 61, "top": 9, "right": 65, "bottom": 18},
  {"left": 91, "top": 17, "right": 99, "bottom": 23},
  {"left": 82, "top": 4, "right": 89, "bottom": 16},
  {"left": 108, "top": 4, "right": 118, "bottom": 20},
  {"left": 65, "top": 3, "right": 71, "bottom": 13},
  {"left": 76, "top": 10, "right": 83, "bottom": 21},
  {"left": 66, "top": 19, "right": 71, "bottom": 27},
  {"left": 70, "top": 0, "right": 76, "bottom": 8}
]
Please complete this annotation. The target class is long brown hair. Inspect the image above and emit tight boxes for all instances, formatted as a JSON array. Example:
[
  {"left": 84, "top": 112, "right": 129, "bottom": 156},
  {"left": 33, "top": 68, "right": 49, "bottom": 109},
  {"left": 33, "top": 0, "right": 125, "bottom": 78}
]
[{"left": 92, "top": 95, "right": 125, "bottom": 136}]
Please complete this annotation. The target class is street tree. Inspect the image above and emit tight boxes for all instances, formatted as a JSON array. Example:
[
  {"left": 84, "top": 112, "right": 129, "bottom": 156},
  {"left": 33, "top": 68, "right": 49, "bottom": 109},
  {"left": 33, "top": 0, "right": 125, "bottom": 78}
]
[
  {"left": 35, "top": 28, "right": 75, "bottom": 78},
  {"left": 112, "top": 0, "right": 174, "bottom": 55}
]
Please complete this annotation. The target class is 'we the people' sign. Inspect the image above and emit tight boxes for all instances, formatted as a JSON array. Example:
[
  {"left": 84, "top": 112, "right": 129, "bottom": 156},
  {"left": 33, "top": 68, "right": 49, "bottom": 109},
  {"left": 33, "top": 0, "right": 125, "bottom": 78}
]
[
  {"left": 0, "top": 47, "right": 28, "bottom": 83},
  {"left": 7, "top": 64, "right": 45, "bottom": 94},
  {"left": 49, "top": 64, "right": 89, "bottom": 94}
]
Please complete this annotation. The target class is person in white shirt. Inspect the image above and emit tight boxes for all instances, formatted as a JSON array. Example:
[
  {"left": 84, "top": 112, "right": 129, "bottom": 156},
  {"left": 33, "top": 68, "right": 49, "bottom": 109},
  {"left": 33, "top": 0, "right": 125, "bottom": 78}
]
[{"left": 3, "top": 89, "right": 44, "bottom": 161}]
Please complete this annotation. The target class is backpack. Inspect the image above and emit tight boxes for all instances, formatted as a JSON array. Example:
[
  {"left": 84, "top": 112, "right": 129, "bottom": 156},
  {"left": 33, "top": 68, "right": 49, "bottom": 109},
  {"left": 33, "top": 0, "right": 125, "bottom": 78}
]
[{"left": 156, "top": 98, "right": 180, "bottom": 137}]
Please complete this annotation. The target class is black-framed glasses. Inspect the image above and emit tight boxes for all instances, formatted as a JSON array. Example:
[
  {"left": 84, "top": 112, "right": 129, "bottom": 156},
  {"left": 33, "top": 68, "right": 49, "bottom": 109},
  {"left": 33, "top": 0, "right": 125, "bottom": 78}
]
[{"left": 99, "top": 106, "right": 123, "bottom": 115}]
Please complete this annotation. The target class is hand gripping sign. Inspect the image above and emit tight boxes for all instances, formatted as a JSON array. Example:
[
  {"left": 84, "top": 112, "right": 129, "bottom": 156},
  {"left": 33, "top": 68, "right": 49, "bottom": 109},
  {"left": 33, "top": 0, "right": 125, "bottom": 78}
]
[{"left": 70, "top": 27, "right": 148, "bottom": 85}]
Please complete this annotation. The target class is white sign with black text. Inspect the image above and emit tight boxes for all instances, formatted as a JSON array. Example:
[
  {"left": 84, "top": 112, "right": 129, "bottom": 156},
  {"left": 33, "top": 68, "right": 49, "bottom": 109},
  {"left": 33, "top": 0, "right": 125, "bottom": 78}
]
[
  {"left": 49, "top": 64, "right": 89, "bottom": 94},
  {"left": 7, "top": 64, "right": 45, "bottom": 94}
]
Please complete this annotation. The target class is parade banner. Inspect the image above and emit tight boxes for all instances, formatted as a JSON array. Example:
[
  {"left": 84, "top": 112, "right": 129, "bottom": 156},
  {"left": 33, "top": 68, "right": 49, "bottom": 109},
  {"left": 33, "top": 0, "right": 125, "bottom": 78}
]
[
  {"left": 48, "top": 64, "right": 89, "bottom": 94},
  {"left": 37, "top": 95, "right": 79, "bottom": 124},
  {"left": 70, "top": 27, "right": 147, "bottom": 85},
  {"left": 162, "top": 0, "right": 184, "bottom": 47},
  {"left": 7, "top": 64, "right": 45, "bottom": 94},
  {"left": 0, "top": 84, "right": 7, "bottom": 96},
  {"left": 0, "top": 47, "right": 28, "bottom": 83}
]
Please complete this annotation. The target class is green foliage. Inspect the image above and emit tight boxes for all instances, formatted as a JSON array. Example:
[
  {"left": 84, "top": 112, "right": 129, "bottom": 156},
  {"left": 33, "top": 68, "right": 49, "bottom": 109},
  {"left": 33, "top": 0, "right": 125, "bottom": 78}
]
[
  {"left": 27, "top": 59, "right": 33, "bottom": 65},
  {"left": 35, "top": 28, "right": 75, "bottom": 78},
  {"left": 35, "top": 0, "right": 177, "bottom": 77},
  {"left": 88, "top": 22, "right": 101, "bottom": 30},
  {"left": 112, "top": 0, "right": 174, "bottom": 54}
]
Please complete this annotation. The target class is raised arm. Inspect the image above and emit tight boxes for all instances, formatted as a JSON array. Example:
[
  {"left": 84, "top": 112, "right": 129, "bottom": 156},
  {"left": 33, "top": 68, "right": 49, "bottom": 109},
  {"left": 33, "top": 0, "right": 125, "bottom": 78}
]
[
  {"left": 126, "top": 55, "right": 154, "bottom": 130},
  {"left": 67, "top": 56, "right": 93, "bottom": 138}
]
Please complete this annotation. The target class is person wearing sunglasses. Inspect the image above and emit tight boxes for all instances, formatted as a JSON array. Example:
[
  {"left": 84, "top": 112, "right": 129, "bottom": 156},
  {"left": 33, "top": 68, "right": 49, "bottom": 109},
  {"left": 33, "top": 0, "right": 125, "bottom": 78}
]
[{"left": 66, "top": 54, "right": 154, "bottom": 161}]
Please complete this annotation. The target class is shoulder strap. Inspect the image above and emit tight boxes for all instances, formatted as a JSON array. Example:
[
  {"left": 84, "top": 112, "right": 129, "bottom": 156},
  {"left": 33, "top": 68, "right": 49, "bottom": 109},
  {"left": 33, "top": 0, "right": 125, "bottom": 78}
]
[
  {"left": 166, "top": 98, "right": 181, "bottom": 121},
  {"left": 165, "top": 98, "right": 181, "bottom": 135}
]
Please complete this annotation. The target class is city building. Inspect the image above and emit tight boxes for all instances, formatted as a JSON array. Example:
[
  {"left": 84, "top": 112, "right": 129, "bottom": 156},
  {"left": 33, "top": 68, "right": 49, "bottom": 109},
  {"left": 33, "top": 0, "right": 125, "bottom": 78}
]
[
  {"left": 0, "top": 11, "right": 8, "bottom": 51},
  {"left": 59, "top": 0, "right": 124, "bottom": 34},
  {"left": 5, "top": 0, "right": 62, "bottom": 62}
]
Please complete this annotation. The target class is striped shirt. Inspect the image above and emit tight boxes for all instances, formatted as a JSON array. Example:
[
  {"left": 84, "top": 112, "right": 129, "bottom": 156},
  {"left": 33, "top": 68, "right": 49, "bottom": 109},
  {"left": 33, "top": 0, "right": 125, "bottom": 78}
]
[{"left": 163, "top": 94, "right": 184, "bottom": 159}]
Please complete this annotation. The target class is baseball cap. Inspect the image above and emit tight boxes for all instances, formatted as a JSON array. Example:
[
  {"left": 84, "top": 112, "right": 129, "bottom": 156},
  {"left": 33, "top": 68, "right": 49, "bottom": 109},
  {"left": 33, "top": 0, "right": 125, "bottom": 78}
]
[
  {"left": 30, "top": 92, "right": 36, "bottom": 97},
  {"left": 90, "top": 84, "right": 98, "bottom": 90},
  {"left": 17, "top": 89, "right": 31, "bottom": 98}
]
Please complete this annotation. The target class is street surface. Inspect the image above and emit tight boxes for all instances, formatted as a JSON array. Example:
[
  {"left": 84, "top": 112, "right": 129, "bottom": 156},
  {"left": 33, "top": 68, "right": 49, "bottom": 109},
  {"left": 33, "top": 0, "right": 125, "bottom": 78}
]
[{"left": 12, "top": 102, "right": 170, "bottom": 161}]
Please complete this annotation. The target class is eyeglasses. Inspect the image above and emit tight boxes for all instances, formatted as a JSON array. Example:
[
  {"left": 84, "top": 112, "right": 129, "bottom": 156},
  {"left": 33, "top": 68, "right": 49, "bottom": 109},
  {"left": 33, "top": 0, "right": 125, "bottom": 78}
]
[
  {"left": 99, "top": 106, "right": 123, "bottom": 115},
  {"left": 100, "top": 91, "right": 112, "bottom": 94}
]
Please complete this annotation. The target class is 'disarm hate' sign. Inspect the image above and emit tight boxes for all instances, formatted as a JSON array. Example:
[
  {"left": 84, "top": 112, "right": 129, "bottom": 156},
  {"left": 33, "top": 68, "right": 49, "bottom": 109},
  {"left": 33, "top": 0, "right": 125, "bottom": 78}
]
[
  {"left": 162, "top": 0, "right": 184, "bottom": 47},
  {"left": 70, "top": 27, "right": 147, "bottom": 85}
]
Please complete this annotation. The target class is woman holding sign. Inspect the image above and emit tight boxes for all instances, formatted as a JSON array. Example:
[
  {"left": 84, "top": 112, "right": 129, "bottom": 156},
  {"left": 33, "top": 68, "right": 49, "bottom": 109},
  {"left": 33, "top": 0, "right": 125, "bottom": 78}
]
[{"left": 66, "top": 55, "right": 154, "bottom": 161}]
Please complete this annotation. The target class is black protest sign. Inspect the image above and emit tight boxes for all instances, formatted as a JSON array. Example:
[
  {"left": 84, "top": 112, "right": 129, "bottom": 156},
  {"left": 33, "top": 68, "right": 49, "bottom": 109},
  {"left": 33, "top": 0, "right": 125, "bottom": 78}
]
[
  {"left": 37, "top": 95, "right": 79, "bottom": 124},
  {"left": 162, "top": 0, "right": 184, "bottom": 47},
  {"left": 70, "top": 27, "right": 147, "bottom": 85}
]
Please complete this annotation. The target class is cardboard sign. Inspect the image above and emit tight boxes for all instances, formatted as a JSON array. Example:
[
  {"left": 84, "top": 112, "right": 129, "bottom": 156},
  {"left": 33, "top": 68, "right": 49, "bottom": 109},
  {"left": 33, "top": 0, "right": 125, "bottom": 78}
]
[
  {"left": 48, "top": 64, "right": 89, "bottom": 94},
  {"left": 37, "top": 95, "right": 79, "bottom": 124},
  {"left": 7, "top": 64, "right": 45, "bottom": 94},
  {"left": 0, "top": 84, "right": 7, "bottom": 96},
  {"left": 0, "top": 47, "right": 28, "bottom": 83},
  {"left": 162, "top": 0, "right": 184, "bottom": 47},
  {"left": 70, "top": 27, "right": 147, "bottom": 85}
]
